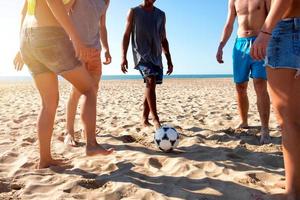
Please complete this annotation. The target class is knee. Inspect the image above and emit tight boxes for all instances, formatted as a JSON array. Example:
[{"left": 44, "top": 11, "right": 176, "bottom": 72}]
[
  {"left": 41, "top": 96, "right": 59, "bottom": 114},
  {"left": 145, "top": 76, "right": 156, "bottom": 89},
  {"left": 254, "top": 79, "right": 268, "bottom": 96},
  {"left": 236, "top": 84, "right": 248, "bottom": 96}
]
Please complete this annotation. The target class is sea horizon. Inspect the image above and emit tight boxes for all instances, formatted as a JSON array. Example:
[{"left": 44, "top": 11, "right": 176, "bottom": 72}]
[{"left": 0, "top": 74, "right": 233, "bottom": 82}]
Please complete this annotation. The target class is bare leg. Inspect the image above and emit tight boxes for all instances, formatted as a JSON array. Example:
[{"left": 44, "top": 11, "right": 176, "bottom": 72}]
[
  {"left": 145, "top": 76, "right": 161, "bottom": 129},
  {"left": 253, "top": 79, "right": 271, "bottom": 144},
  {"left": 235, "top": 82, "right": 249, "bottom": 128},
  {"left": 142, "top": 96, "right": 153, "bottom": 127},
  {"left": 267, "top": 67, "right": 300, "bottom": 199},
  {"left": 61, "top": 67, "right": 113, "bottom": 156},
  {"left": 65, "top": 73, "right": 101, "bottom": 145},
  {"left": 33, "top": 72, "right": 68, "bottom": 168},
  {"left": 65, "top": 86, "right": 81, "bottom": 146}
]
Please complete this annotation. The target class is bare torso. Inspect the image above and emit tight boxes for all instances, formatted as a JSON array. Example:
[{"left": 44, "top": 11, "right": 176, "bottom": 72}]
[
  {"left": 235, "top": 0, "right": 269, "bottom": 37},
  {"left": 23, "top": 0, "right": 75, "bottom": 28},
  {"left": 282, "top": 0, "right": 300, "bottom": 18}
]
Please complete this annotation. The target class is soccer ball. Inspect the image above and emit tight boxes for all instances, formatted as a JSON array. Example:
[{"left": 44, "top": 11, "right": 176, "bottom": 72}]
[{"left": 154, "top": 126, "right": 180, "bottom": 152}]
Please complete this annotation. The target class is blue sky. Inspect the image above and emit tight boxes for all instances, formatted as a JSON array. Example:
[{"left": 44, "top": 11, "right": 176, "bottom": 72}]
[{"left": 0, "top": 0, "right": 238, "bottom": 76}]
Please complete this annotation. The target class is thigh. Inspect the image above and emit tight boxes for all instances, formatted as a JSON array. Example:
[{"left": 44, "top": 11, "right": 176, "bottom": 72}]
[
  {"left": 267, "top": 67, "right": 300, "bottom": 119},
  {"left": 61, "top": 66, "right": 95, "bottom": 94},
  {"left": 33, "top": 72, "right": 59, "bottom": 107},
  {"left": 233, "top": 49, "right": 251, "bottom": 84}
]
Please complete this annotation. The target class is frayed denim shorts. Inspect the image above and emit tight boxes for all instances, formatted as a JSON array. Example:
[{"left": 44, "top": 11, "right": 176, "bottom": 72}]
[
  {"left": 20, "top": 27, "right": 81, "bottom": 76},
  {"left": 266, "top": 18, "right": 300, "bottom": 72}
]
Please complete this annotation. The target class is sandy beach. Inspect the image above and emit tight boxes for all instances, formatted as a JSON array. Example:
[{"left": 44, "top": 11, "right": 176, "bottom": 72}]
[{"left": 0, "top": 78, "right": 284, "bottom": 200}]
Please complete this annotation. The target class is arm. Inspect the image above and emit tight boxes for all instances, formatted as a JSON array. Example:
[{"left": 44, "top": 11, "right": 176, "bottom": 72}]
[
  {"left": 265, "top": 0, "right": 271, "bottom": 12},
  {"left": 216, "top": 0, "right": 236, "bottom": 63},
  {"left": 121, "top": 9, "right": 133, "bottom": 73},
  {"left": 14, "top": 0, "right": 27, "bottom": 71},
  {"left": 45, "top": 0, "right": 89, "bottom": 61},
  {"left": 100, "top": 0, "right": 111, "bottom": 65},
  {"left": 161, "top": 15, "right": 173, "bottom": 75},
  {"left": 251, "top": 0, "right": 293, "bottom": 60}
]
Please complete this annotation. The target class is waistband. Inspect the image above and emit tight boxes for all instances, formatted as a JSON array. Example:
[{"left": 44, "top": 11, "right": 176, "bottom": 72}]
[
  {"left": 277, "top": 17, "right": 300, "bottom": 30},
  {"left": 22, "top": 26, "right": 67, "bottom": 37},
  {"left": 236, "top": 36, "right": 257, "bottom": 42}
]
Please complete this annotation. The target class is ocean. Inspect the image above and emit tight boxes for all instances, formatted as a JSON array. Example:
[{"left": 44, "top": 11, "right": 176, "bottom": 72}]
[{"left": 0, "top": 74, "right": 232, "bottom": 82}]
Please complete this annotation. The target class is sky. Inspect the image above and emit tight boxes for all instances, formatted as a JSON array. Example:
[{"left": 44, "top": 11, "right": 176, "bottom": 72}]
[{"left": 0, "top": 0, "right": 238, "bottom": 76}]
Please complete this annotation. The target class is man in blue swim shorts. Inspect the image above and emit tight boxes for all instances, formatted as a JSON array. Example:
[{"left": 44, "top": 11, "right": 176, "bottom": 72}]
[
  {"left": 216, "top": 0, "right": 271, "bottom": 144},
  {"left": 121, "top": 0, "right": 174, "bottom": 130}
]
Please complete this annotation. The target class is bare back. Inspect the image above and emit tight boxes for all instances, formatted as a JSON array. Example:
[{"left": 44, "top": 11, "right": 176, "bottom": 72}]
[
  {"left": 235, "top": 0, "right": 269, "bottom": 37},
  {"left": 283, "top": 0, "right": 300, "bottom": 18}
]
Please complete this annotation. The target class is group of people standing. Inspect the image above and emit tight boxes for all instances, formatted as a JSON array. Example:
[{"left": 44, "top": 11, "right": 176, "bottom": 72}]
[{"left": 12, "top": 0, "right": 300, "bottom": 199}]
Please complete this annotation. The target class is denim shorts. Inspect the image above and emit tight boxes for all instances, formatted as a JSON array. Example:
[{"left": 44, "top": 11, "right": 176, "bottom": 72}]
[
  {"left": 233, "top": 37, "right": 267, "bottom": 84},
  {"left": 135, "top": 62, "right": 163, "bottom": 84},
  {"left": 20, "top": 27, "right": 81, "bottom": 76},
  {"left": 266, "top": 18, "right": 300, "bottom": 70}
]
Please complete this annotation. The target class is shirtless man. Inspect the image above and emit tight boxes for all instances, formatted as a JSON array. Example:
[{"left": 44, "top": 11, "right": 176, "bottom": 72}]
[
  {"left": 216, "top": 0, "right": 271, "bottom": 144},
  {"left": 251, "top": 0, "right": 300, "bottom": 199}
]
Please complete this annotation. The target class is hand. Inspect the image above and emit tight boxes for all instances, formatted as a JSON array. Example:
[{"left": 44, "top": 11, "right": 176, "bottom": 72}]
[
  {"left": 13, "top": 51, "right": 24, "bottom": 71},
  {"left": 216, "top": 47, "right": 224, "bottom": 64},
  {"left": 121, "top": 57, "right": 128, "bottom": 73},
  {"left": 72, "top": 38, "right": 91, "bottom": 62},
  {"left": 103, "top": 50, "right": 112, "bottom": 65},
  {"left": 250, "top": 32, "right": 271, "bottom": 60},
  {"left": 166, "top": 63, "right": 173, "bottom": 75}
]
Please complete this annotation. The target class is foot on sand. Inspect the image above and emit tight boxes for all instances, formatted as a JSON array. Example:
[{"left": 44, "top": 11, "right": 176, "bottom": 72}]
[
  {"left": 86, "top": 144, "right": 114, "bottom": 156},
  {"left": 37, "top": 158, "right": 71, "bottom": 169},
  {"left": 64, "top": 134, "right": 79, "bottom": 147},
  {"left": 235, "top": 122, "right": 249, "bottom": 129},
  {"left": 153, "top": 120, "right": 162, "bottom": 130},
  {"left": 259, "top": 127, "right": 271, "bottom": 145},
  {"left": 142, "top": 119, "right": 153, "bottom": 127}
]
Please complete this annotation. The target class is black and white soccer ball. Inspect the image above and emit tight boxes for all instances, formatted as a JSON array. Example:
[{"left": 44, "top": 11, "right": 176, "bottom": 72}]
[{"left": 154, "top": 126, "right": 180, "bottom": 152}]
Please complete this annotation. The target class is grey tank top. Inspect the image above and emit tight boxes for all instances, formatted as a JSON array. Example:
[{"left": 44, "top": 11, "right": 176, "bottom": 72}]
[{"left": 131, "top": 6, "right": 166, "bottom": 68}]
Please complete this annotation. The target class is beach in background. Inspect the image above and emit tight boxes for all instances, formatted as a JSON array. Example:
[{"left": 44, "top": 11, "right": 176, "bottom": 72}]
[{"left": 0, "top": 78, "right": 284, "bottom": 200}]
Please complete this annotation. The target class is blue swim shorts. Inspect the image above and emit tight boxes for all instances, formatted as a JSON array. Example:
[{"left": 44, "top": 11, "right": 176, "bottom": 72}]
[
  {"left": 266, "top": 18, "right": 300, "bottom": 71},
  {"left": 135, "top": 62, "right": 163, "bottom": 84},
  {"left": 233, "top": 37, "right": 267, "bottom": 83},
  {"left": 20, "top": 27, "right": 81, "bottom": 76}
]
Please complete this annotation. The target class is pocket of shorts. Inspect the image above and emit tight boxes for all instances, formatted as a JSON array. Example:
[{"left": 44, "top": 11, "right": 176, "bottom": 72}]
[{"left": 34, "top": 44, "right": 61, "bottom": 66}]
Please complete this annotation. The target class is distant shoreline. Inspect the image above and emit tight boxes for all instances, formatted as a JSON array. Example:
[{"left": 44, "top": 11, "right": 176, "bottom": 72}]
[{"left": 0, "top": 74, "right": 233, "bottom": 82}]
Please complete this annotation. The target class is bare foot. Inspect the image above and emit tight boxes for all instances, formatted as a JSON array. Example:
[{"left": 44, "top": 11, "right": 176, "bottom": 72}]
[
  {"left": 37, "top": 158, "right": 70, "bottom": 169},
  {"left": 235, "top": 122, "right": 249, "bottom": 129},
  {"left": 64, "top": 134, "right": 79, "bottom": 147},
  {"left": 260, "top": 127, "right": 271, "bottom": 145},
  {"left": 142, "top": 119, "right": 153, "bottom": 127},
  {"left": 86, "top": 144, "right": 114, "bottom": 156},
  {"left": 153, "top": 120, "right": 161, "bottom": 130}
]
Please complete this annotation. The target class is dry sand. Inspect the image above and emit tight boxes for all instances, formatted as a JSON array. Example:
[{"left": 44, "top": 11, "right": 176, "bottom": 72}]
[{"left": 0, "top": 78, "right": 284, "bottom": 200}]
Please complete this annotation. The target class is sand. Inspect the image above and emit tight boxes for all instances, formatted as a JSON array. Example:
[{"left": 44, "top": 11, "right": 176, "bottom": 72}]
[{"left": 0, "top": 78, "right": 284, "bottom": 200}]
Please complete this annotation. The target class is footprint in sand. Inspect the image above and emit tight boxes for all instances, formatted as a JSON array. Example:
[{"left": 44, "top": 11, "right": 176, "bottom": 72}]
[
  {"left": 148, "top": 157, "right": 162, "bottom": 169},
  {"left": 119, "top": 135, "right": 137, "bottom": 143}
]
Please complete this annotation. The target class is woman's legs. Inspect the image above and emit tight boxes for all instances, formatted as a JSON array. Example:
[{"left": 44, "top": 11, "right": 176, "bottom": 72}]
[
  {"left": 33, "top": 72, "right": 62, "bottom": 168},
  {"left": 61, "top": 66, "right": 113, "bottom": 155},
  {"left": 267, "top": 67, "right": 300, "bottom": 199}
]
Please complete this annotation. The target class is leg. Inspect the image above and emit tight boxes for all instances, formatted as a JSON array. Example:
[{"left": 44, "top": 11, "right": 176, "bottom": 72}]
[
  {"left": 61, "top": 66, "right": 113, "bottom": 156},
  {"left": 253, "top": 78, "right": 271, "bottom": 144},
  {"left": 144, "top": 76, "right": 161, "bottom": 129},
  {"left": 267, "top": 67, "right": 300, "bottom": 199},
  {"left": 142, "top": 96, "right": 153, "bottom": 127},
  {"left": 235, "top": 82, "right": 249, "bottom": 128},
  {"left": 33, "top": 72, "right": 66, "bottom": 168},
  {"left": 65, "top": 86, "right": 81, "bottom": 146}
]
